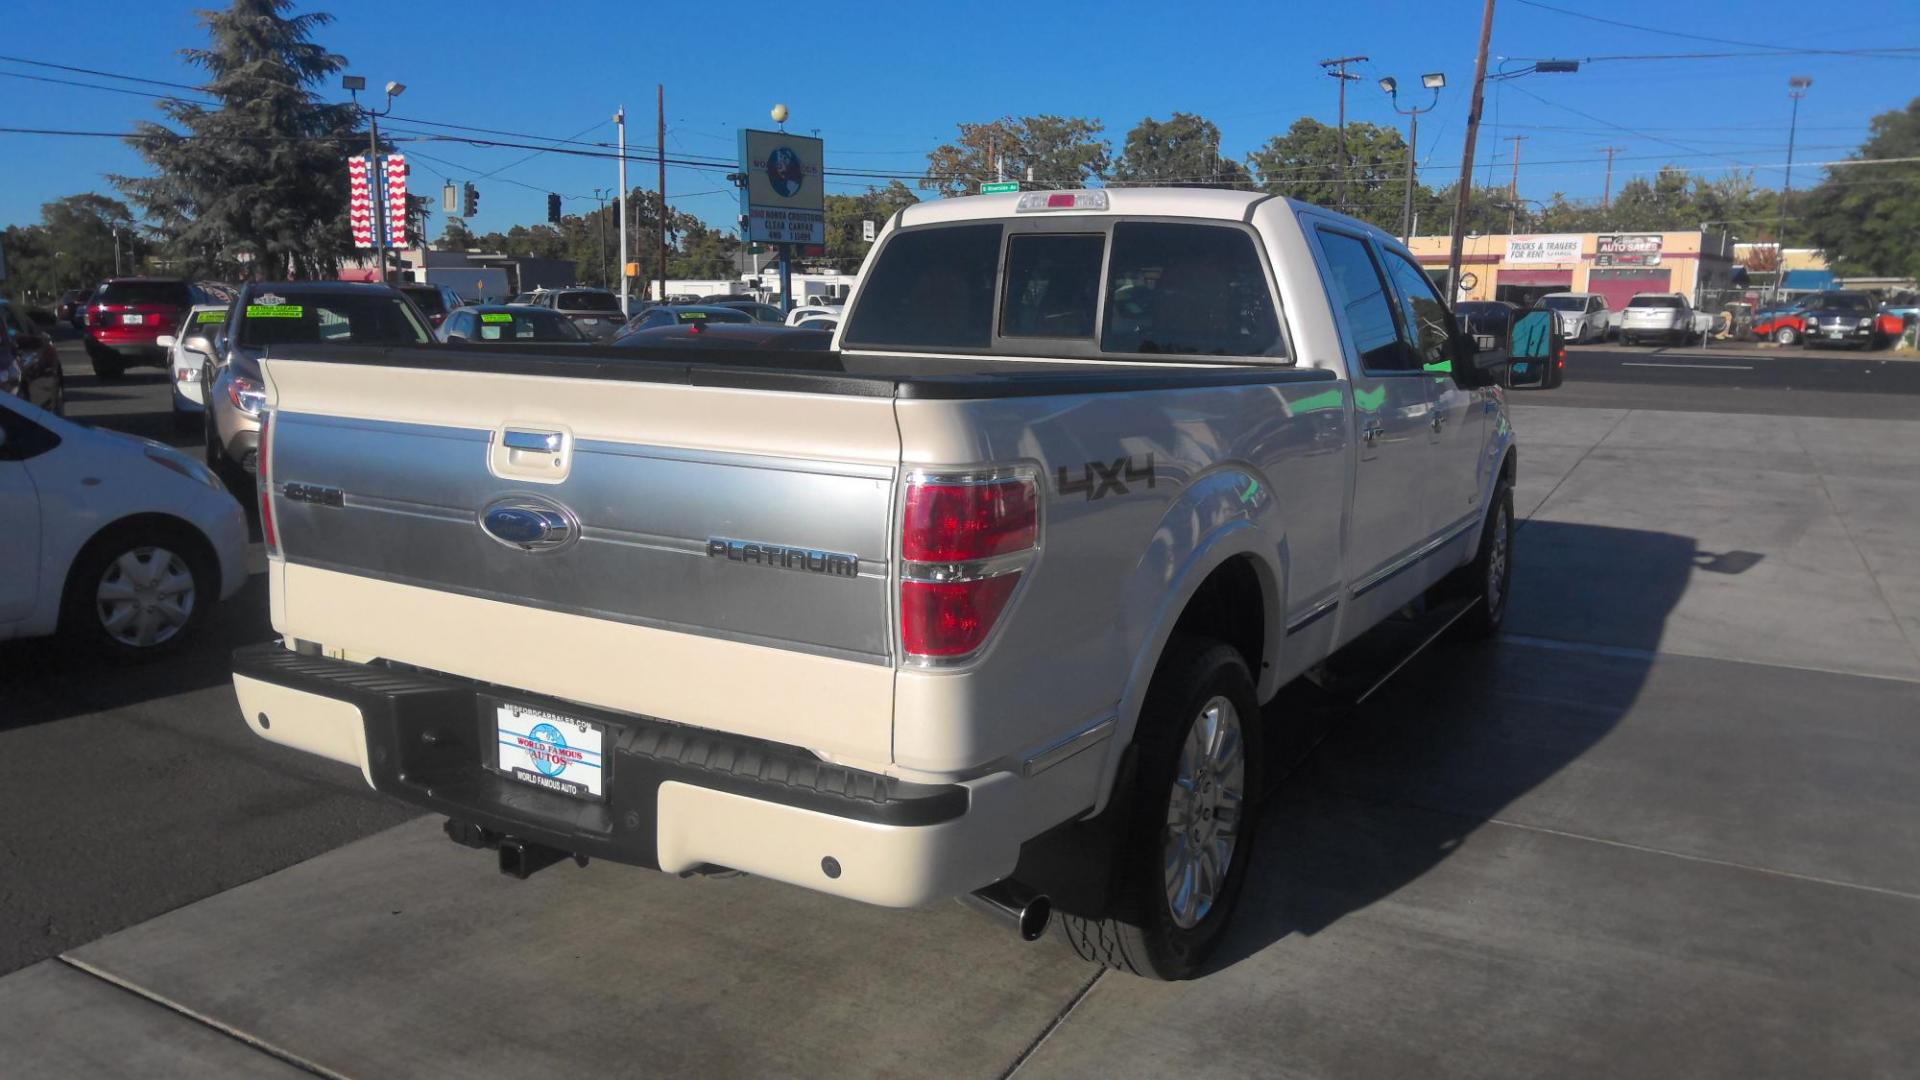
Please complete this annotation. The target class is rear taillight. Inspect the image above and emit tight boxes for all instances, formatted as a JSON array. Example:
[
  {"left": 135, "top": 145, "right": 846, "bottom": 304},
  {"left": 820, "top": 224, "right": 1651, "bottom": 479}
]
[
  {"left": 901, "top": 471, "right": 1038, "bottom": 661},
  {"left": 258, "top": 411, "right": 279, "bottom": 558}
]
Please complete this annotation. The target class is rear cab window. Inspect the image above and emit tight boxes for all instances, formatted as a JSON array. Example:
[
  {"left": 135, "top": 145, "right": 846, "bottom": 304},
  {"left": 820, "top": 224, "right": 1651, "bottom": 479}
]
[
  {"left": 843, "top": 219, "right": 1284, "bottom": 360},
  {"left": 236, "top": 291, "right": 430, "bottom": 348}
]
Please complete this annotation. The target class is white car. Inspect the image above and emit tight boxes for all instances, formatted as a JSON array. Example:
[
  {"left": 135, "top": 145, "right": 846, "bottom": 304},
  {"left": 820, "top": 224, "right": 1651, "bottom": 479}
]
[
  {"left": 784, "top": 303, "right": 843, "bottom": 328},
  {"left": 0, "top": 393, "right": 249, "bottom": 658},
  {"left": 1538, "top": 292, "right": 1611, "bottom": 343},
  {"left": 160, "top": 303, "right": 231, "bottom": 430}
]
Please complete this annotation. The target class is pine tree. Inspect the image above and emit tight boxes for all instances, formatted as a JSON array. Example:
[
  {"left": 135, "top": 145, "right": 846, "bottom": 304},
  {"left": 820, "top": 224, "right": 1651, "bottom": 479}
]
[{"left": 115, "top": 0, "right": 360, "bottom": 279}]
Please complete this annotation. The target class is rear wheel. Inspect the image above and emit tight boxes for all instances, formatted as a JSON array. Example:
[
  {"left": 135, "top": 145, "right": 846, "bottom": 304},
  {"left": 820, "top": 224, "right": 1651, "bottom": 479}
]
[{"left": 1056, "top": 636, "right": 1262, "bottom": 980}]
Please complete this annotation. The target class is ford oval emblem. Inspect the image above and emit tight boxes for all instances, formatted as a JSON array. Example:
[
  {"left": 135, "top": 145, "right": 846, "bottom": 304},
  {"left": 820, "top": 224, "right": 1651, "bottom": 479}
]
[{"left": 478, "top": 495, "right": 578, "bottom": 553}]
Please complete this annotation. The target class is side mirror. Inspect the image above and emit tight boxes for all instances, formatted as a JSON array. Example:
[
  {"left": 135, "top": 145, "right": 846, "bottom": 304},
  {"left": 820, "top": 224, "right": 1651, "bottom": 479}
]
[
  {"left": 157, "top": 335, "right": 176, "bottom": 349},
  {"left": 1450, "top": 320, "right": 1509, "bottom": 389},
  {"left": 1505, "top": 311, "right": 1564, "bottom": 391},
  {"left": 183, "top": 334, "right": 216, "bottom": 358}
]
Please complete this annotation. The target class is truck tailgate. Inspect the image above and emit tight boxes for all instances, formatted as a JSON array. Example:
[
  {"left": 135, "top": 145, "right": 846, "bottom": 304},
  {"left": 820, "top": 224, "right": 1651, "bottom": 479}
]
[{"left": 259, "top": 356, "right": 900, "bottom": 766}]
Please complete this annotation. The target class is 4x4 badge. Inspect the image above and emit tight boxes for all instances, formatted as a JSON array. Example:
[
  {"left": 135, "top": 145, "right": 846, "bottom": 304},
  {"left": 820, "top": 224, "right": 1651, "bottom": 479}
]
[{"left": 1056, "top": 454, "right": 1155, "bottom": 501}]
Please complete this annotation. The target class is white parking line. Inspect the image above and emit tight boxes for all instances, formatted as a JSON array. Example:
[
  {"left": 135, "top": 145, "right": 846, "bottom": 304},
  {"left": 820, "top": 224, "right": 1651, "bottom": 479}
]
[{"left": 1619, "top": 361, "right": 1754, "bottom": 371}]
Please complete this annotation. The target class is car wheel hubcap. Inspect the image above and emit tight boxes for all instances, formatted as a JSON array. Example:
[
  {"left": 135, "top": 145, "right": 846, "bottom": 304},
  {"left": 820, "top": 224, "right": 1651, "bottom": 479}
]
[
  {"left": 1164, "top": 695, "right": 1246, "bottom": 930},
  {"left": 96, "top": 547, "right": 195, "bottom": 648},
  {"left": 1487, "top": 505, "right": 1509, "bottom": 614}
]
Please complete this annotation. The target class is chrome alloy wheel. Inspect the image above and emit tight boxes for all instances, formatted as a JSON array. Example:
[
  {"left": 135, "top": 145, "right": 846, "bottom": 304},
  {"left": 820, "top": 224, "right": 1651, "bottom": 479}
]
[
  {"left": 1487, "top": 503, "right": 1510, "bottom": 614},
  {"left": 1164, "top": 695, "right": 1247, "bottom": 930},
  {"left": 95, "top": 546, "right": 196, "bottom": 648}
]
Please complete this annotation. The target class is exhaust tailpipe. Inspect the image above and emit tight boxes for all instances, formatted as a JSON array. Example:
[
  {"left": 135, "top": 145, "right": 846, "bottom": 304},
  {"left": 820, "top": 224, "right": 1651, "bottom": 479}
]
[{"left": 961, "top": 881, "right": 1052, "bottom": 942}]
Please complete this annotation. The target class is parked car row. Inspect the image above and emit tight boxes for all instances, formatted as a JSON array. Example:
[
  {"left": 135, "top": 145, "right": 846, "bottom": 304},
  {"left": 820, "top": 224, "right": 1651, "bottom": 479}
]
[{"left": 1750, "top": 291, "right": 1909, "bottom": 349}]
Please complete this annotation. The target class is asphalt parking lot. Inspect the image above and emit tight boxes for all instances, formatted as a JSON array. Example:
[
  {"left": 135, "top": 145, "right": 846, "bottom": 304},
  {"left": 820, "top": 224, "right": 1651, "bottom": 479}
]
[{"left": 3, "top": 338, "right": 1918, "bottom": 1078}]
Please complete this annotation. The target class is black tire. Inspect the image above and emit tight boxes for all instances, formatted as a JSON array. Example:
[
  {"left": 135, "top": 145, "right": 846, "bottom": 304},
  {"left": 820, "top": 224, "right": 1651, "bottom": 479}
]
[
  {"left": 60, "top": 519, "right": 216, "bottom": 662},
  {"left": 1448, "top": 481, "right": 1514, "bottom": 640},
  {"left": 1056, "top": 636, "right": 1263, "bottom": 980}
]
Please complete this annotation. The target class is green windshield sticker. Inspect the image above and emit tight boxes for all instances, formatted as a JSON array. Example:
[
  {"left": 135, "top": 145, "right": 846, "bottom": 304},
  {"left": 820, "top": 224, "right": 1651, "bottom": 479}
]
[
  {"left": 679, "top": 311, "right": 707, "bottom": 320},
  {"left": 481, "top": 313, "right": 514, "bottom": 324},
  {"left": 246, "top": 304, "right": 303, "bottom": 319},
  {"left": 196, "top": 310, "right": 227, "bottom": 324}
]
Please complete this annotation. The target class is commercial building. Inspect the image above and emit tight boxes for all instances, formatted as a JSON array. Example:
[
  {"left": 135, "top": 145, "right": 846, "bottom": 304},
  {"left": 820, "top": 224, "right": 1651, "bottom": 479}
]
[{"left": 1407, "top": 230, "right": 1737, "bottom": 311}]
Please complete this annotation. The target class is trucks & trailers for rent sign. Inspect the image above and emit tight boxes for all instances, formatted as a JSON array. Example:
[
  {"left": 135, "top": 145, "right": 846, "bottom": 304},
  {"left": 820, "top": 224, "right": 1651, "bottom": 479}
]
[
  {"left": 1503, "top": 235, "right": 1582, "bottom": 265},
  {"left": 739, "top": 129, "right": 825, "bottom": 246}
]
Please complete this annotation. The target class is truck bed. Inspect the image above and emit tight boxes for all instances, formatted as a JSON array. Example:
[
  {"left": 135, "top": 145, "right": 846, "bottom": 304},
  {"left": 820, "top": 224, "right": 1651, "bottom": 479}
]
[{"left": 257, "top": 342, "right": 1339, "bottom": 399}]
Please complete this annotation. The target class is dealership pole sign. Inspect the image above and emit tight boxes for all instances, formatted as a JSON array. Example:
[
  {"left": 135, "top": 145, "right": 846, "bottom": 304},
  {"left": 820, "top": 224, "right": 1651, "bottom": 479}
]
[
  {"left": 1596, "top": 233, "right": 1664, "bottom": 267},
  {"left": 348, "top": 154, "right": 409, "bottom": 248},
  {"left": 739, "top": 130, "right": 825, "bottom": 246},
  {"left": 1503, "top": 235, "right": 1582, "bottom": 265}
]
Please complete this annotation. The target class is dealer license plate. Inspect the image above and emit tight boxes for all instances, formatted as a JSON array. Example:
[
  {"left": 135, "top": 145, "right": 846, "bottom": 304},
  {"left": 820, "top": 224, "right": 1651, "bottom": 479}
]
[
  {"left": 122, "top": 313, "right": 146, "bottom": 325},
  {"left": 1828, "top": 328, "right": 1846, "bottom": 338},
  {"left": 492, "top": 699, "right": 606, "bottom": 800}
]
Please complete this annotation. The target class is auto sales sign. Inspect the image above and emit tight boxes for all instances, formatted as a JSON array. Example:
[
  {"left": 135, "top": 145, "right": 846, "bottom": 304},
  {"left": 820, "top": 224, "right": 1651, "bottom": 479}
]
[
  {"left": 1596, "top": 233, "right": 1664, "bottom": 267},
  {"left": 1504, "top": 235, "right": 1582, "bottom": 265},
  {"left": 739, "top": 129, "right": 825, "bottom": 246}
]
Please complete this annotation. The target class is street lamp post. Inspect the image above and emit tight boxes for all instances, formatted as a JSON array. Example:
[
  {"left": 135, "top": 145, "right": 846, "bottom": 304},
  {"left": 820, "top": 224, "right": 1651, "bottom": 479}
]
[
  {"left": 1381, "top": 72, "right": 1446, "bottom": 243},
  {"left": 1772, "top": 76, "right": 1813, "bottom": 307},
  {"left": 344, "top": 75, "right": 406, "bottom": 285}
]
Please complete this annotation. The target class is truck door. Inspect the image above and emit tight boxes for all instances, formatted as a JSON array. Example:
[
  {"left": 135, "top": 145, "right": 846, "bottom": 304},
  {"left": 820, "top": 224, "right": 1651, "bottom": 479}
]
[
  {"left": 1306, "top": 224, "right": 1435, "bottom": 633},
  {"left": 1380, "top": 248, "right": 1486, "bottom": 544}
]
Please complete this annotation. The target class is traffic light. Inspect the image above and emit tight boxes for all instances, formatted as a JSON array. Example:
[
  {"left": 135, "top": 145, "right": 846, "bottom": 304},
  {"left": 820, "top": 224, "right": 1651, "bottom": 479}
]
[
  {"left": 547, "top": 193, "right": 562, "bottom": 224},
  {"left": 462, "top": 182, "right": 478, "bottom": 217}
]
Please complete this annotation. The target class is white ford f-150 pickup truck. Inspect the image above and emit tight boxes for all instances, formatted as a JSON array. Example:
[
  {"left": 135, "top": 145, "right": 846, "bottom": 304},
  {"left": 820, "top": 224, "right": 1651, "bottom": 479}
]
[{"left": 233, "top": 189, "right": 1560, "bottom": 978}]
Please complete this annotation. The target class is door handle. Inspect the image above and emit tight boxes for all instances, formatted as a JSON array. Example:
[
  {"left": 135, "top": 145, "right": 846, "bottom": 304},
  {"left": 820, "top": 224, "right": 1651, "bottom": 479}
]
[
  {"left": 1429, "top": 410, "right": 1447, "bottom": 432},
  {"left": 502, "top": 429, "right": 563, "bottom": 453},
  {"left": 1361, "top": 421, "right": 1385, "bottom": 446}
]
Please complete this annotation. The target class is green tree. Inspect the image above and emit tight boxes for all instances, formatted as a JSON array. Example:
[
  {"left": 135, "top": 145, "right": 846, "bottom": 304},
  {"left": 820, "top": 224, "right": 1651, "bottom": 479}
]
[
  {"left": 2, "top": 194, "right": 148, "bottom": 301},
  {"left": 1250, "top": 119, "right": 1419, "bottom": 231},
  {"left": 823, "top": 180, "right": 919, "bottom": 271},
  {"left": 922, "top": 116, "right": 1109, "bottom": 197},
  {"left": 1112, "top": 113, "right": 1250, "bottom": 188},
  {"left": 115, "top": 0, "right": 360, "bottom": 279},
  {"left": 1801, "top": 97, "right": 1920, "bottom": 277}
]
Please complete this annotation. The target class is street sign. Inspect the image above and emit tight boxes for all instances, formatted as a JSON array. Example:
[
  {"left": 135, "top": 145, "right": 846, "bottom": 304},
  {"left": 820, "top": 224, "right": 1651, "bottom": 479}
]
[
  {"left": 738, "top": 129, "right": 825, "bottom": 245},
  {"left": 982, "top": 182, "right": 1020, "bottom": 194}
]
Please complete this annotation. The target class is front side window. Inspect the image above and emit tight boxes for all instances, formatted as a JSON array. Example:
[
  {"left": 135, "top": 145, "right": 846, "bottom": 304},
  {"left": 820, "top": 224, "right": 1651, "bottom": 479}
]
[
  {"left": 842, "top": 224, "right": 1002, "bottom": 351},
  {"left": 1102, "top": 223, "right": 1281, "bottom": 357},
  {"left": 1383, "top": 251, "right": 1455, "bottom": 371},
  {"left": 1001, "top": 233, "right": 1103, "bottom": 338},
  {"left": 1315, "top": 229, "right": 1410, "bottom": 372}
]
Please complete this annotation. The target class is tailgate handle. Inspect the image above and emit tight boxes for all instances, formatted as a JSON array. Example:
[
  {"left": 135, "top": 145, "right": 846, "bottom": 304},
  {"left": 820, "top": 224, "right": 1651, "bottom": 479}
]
[{"left": 503, "top": 430, "right": 563, "bottom": 453}]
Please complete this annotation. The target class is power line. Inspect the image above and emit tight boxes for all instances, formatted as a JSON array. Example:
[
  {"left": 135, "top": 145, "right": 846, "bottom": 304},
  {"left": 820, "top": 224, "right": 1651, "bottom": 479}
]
[{"left": 1511, "top": 0, "right": 1920, "bottom": 57}]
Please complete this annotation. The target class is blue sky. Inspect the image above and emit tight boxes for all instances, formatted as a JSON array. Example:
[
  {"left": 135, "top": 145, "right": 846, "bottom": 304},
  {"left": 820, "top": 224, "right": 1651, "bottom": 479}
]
[{"left": 4, "top": 0, "right": 1917, "bottom": 236}]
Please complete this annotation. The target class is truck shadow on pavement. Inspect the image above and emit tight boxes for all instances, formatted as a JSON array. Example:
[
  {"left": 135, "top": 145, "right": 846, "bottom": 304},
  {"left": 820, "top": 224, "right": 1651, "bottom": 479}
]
[
  {"left": 0, "top": 576, "right": 273, "bottom": 732},
  {"left": 1211, "top": 520, "right": 1696, "bottom": 974}
]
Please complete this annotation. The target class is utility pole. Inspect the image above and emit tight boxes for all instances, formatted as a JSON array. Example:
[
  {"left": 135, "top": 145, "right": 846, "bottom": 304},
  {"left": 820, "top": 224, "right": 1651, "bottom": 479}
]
[
  {"left": 1319, "top": 55, "right": 1368, "bottom": 210},
  {"left": 1506, "top": 134, "right": 1529, "bottom": 234},
  {"left": 1773, "top": 76, "right": 1813, "bottom": 306},
  {"left": 657, "top": 84, "right": 667, "bottom": 305},
  {"left": 1447, "top": 0, "right": 1497, "bottom": 301},
  {"left": 1598, "top": 146, "right": 1623, "bottom": 209},
  {"left": 616, "top": 107, "right": 629, "bottom": 314}
]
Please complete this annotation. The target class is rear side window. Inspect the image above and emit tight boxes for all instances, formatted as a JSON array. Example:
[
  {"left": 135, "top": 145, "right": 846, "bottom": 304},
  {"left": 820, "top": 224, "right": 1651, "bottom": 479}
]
[
  {"left": 842, "top": 224, "right": 1002, "bottom": 351},
  {"left": 1102, "top": 223, "right": 1281, "bottom": 357},
  {"left": 1314, "top": 229, "right": 1410, "bottom": 372},
  {"left": 401, "top": 287, "right": 448, "bottom": 315},
  {"left": 1001, "top": 234, "right": 1104, "bottom": 338},
  {"left": 98, "top": 281, "right": 191, "bottom": 307}
]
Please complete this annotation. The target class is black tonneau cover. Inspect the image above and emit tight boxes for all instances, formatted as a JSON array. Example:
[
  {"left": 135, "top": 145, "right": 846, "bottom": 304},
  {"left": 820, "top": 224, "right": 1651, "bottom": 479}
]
[{"left": 259, "top": 342, "right": 1337, "bottom": 400}]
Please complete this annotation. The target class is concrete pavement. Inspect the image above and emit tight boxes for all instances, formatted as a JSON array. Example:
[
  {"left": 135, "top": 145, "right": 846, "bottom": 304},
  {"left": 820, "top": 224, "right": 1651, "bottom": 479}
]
[{"left": 5, "top": 398, "right": 1918, "bottom": 1078}]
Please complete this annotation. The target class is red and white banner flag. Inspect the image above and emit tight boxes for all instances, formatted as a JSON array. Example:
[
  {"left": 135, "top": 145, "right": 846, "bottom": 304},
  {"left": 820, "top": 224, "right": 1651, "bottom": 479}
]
[
  {"left": 348, "top": 155, "right": 373, "bottom": 248},
  {"left": 348, "top": 154, "right": 409, "bottom": 248}
]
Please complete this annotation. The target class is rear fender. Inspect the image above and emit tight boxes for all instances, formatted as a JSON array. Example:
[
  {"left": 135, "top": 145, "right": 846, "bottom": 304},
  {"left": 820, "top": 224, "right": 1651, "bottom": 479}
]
[{"left": 1088, "top": 465, "right": 1282, "bottom": 816}]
